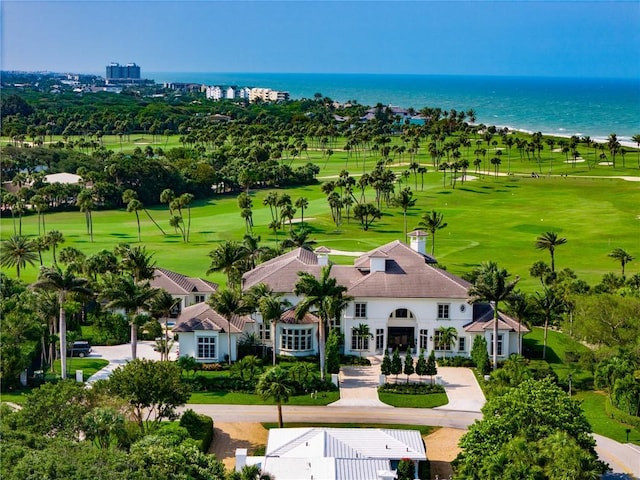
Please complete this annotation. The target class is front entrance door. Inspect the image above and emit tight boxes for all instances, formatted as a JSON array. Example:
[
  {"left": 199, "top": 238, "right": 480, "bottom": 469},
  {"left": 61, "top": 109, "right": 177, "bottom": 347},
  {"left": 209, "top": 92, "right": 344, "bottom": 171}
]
[{"left": 387, "top": 327, "right": 415, "bottom": 352}]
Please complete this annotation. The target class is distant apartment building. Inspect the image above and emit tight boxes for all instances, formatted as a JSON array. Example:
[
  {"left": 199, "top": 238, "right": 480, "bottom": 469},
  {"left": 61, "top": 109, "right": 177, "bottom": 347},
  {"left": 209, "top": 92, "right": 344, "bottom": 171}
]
[
  {"left": 205, "top": 86, "right": 224, "bottom": 100},
  {"left": 106, "top": 62, "right": 141, "bottom": 80},
  {"left": 249, "top": 87, "right": 290, "bottom": 103}
]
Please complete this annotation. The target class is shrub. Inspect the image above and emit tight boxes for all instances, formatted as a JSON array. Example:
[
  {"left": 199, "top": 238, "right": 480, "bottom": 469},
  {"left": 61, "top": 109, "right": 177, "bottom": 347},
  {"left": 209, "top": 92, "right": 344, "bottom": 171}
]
[
  {"left": 179, "top": 409, "right": 214, "bottom": 453},
  {"left": 200, "top": 363, "right": 223, "bottom": 371},
  {"left": 340, "top": 354, "right": 371, "bottom": 366},
  {"left": 378, "top": 383, "right": 445, "bottom": 395},
  {"left": 438, "top": 356, "right": 475, "bottom": 367}
]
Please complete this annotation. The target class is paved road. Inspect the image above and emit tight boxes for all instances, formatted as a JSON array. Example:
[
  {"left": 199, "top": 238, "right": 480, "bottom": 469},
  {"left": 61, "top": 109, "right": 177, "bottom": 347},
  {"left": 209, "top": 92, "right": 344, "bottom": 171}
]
[{"left": 85, "top": 346, "right": 639, "bottom": 477}]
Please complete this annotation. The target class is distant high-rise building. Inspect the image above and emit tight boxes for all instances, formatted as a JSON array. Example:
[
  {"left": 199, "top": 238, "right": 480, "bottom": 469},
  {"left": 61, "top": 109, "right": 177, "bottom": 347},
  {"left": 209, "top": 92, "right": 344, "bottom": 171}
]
[{"left": 106, "top": 62, "right": 141, "bottom": 80}]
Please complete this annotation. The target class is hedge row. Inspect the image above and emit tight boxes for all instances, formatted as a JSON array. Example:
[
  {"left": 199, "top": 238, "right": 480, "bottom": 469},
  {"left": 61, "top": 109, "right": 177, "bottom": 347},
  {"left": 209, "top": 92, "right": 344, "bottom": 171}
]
[
  {"left": 179, "top": 409, "right": 214, "bottom": 453},
  {"left": 378, "top": 383, "right": 445, "bottom": 395}
]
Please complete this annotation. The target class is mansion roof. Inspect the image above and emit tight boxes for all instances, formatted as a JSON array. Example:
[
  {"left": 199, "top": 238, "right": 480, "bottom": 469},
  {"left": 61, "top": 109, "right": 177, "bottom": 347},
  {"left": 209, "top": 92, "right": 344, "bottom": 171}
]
[
  {"left": 151, "top": 267, "right": 218, "bottom": 296},
  {"left": 242, "top": 240, "right": 471, "bottom": 299},
  {"left": 172, "top": 302, "right": 253, "bottom": 334}
]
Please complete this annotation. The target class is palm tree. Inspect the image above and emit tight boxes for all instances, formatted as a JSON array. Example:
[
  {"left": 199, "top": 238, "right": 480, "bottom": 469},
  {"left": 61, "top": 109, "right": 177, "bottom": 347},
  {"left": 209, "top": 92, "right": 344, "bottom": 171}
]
[
  {"left": 207, "top": 288, "right": 252, "bottom": 365},
  {"left": 30, "top": 194, "right": 48, "bottom": 235},
  {"left": 294, "top": 264, "right": 349, "bottom": 380},
  {"left": 100, "top": 274, "right": 158, "bottom": 360},
  {"left": 207, "top": 240, "right": 248, "bottom": 288},
  {"left": 418, "top": 210, "right": 448, "bottom": 256},
  {"left": 76, "top": 188, "right": 95, "bottom": 242},
  {"left": 126, "top": 198, "right": 144, "bottom": 242},
  {"left": 149, "top": 289, "right": 180, "bottom": 361},
  {"left": 0, "top": 235, "right": 38, "bottom": 278},
  {"left": 632, "top": 134, "right": 640, "bottom": 168},
  {"left": 353, "top": 323, "right": 373, "bottom": 356},
  {"left": 295, "top": 196, "right": 309, "bottom": 227},
  {"left": 256, "top": 366, "right": 293, "bottom": 428},
  {"left": 45, "top": 230, "right": 64, "bottom": 266},
  {"left": 281, "top": 228, "right": 316, "bottom": 251},
  {"left": 258, "top": 293, "right": 292, "bottom": 365},
  {"left": 436, "top": 326, "right": 458, "bottom": 359},
  {"left": 533, "top": 286, "right": 565, "bottom": 360},
  {"left": 117, "top": 244, "right": 156, "bottom": 283},
  {"left": 32, "top": 266, "right": 92, "bottom": 378},
  {"left": 123, "top": 189, "right": 166, "bottom": 236},
  {"left": 468, "top": 262, "right": 520, "bottom": 370},
  {"left": 608, "top": 248, "right": 634, "bottom": 277},
  {"left": 393, "top": 187, "right": 417, "bottom": 242},
  {"left": 535, "top": 231, "right": 567, "bottom": 273}
]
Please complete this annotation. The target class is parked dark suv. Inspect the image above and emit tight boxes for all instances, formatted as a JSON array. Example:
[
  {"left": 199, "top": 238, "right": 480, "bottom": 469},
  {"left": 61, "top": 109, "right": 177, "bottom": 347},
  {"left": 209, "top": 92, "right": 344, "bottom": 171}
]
[{"left": 68, "top": 341, "right": 92, "bottom": 357}]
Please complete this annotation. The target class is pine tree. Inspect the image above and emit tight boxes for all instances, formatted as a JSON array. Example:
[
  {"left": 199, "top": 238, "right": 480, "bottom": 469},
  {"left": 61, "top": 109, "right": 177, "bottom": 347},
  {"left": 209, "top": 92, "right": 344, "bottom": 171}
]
[
  {"left": 391, "top": 348, "right": 403, "bottom": 382},
  {"left": 426, "top": 350, "right": 438, "bottom": 385},
  {"left": 403, "top": 348, "right": 415, "bottom": 383},
  {"left": 415, "top": 348, "right": 428, "bottom": 383},
  {"left": 471, "top": 336, "right": 491, "bottom": 375},
  {"left": 381, "top": 348, "right": 392, "bottom": 379}
]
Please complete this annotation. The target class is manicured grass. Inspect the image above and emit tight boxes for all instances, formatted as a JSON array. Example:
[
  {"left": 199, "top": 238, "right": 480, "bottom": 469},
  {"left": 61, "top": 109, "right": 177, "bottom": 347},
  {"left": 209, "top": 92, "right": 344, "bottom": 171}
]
[
  {"left": 523, "top": 327, "right": 593, "bottom": 389},
  {"left": 52, "top": 358, "right": 110, "bottom": 381},
  {"left": 187, "top": 390, "right": 339, "bottom": 405},
  {"left": 3, "top": 171, "right": 639, "bottom": 293},
  {"left": 378, "top": 391, "right": 448, "bottom": 408},
  {"left": 1, "top": 389, "right": 35, "bottom": 405},
  {"left": 575, "top": 391, "right": 640, "bottom": 445}
]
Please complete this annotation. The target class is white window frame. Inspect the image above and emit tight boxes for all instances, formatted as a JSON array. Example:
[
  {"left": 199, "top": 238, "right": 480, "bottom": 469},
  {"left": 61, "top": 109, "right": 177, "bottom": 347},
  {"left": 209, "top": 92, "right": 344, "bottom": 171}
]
[
  {"left": 434, "top": 330, "right": 452, "bottom": 351},
  {"left": 375, "top": 329, "right": 384, "bottom": 350},
  {"left": 259, "top": 322, "right": 271, "bottom": 341},
  {"left": 419, "top": 329, "right": 429, "bottom": 350},
  {"left": 280, "top": 327, "right": 313, "bottom": 352},
  {"left": 437, "top": 303, "right": 450, "bottom": 320},
  {"left": 194, "top": 294, "right": 206, "bottom": 303},
  {"left": 490, "top": 334, "right": 504, "bottom": 356},
  {"left": 355, "top": 302, "right": 367, "bottom": 318},
  {"left": 458, "top": 336, "right": 466, "bottom": 353},
  {"left": 351, "top": 327, "right": 370, "bottom": 351},
  {"left": 196, "top": 336, "right": 217, "bottom": 360}
]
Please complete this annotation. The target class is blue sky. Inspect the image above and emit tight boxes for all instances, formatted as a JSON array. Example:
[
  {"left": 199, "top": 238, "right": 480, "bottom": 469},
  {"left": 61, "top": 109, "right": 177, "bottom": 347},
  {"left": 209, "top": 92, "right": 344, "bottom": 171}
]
[{"left": 2, "top": 1, "right": 639, "bottom": 78}]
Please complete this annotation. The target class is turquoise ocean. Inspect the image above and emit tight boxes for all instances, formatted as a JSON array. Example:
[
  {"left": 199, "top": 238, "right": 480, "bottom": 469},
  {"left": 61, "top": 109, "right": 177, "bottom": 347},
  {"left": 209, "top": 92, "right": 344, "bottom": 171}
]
[{"left": 149, "top": 72, "right": 640, "bottom": 145}]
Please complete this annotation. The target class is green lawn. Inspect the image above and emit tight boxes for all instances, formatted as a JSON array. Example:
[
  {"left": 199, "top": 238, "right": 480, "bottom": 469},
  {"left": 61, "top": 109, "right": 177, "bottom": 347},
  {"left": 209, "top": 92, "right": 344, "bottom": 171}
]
[
  {"left": 575, "top": 391, "right": 640, "bottom": 445},
  {"left": 523, "top": 327, "right": 594, "bottom": 389},
  {"left": 188, "top": 390, "right": 339, "bottom": 405},
  {"left": 3, "top": 169, "right": 639, "bottom": 293},
  {"left": 0, "top": 358, "right": 109, "bottom": 405},
  {"left": 378, "top": 391, "right": 448, "bottom": 408}
]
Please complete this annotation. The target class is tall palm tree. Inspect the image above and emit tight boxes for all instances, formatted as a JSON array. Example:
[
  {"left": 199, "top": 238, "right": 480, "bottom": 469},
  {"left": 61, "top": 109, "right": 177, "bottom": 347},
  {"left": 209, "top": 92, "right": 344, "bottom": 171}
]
[
  {"left": 468, "top": 261, "right": 519, "bottom": 370},
  {"left": 207, "top": 288, "right": 252, "bottom": 365},
  {"left": 632, "top": 134, "right": 640, "bottom": 168},
  {"left": 436, "top": 326, "right": 458, "bottom": 359},
  {"left": 256, "top": 366, "right": 293, "bottom": 428},
  {"left": 258, "top": 293, "right": 292, "bottom": 365},
  {"left": 76, "top": 188, "right": 95, "bottom": 242},
  {"left": 418, "top": 210, "right": 448, "bottom": 256},
  {"left": 281, "top": 228, "right": 316, "bottom": 251},
  {"left": 123, "top": 188, "right": 166, "bottom": 236},
  {"left": 126, "top": 198, "right": 144, "bottom": 242},
  {"left": 100, "top": 274, "right": 158, "bottom": 360},
  {"left": 393, "top": 187, "right": 417, "bottom": 242},
  {"left": 608, "top": 248, "right": 634, "bottom": 277},
  {"left": 295, "top": 196, "right": 309, "bottom": 227},
  {"left": 535, "top": 231, "right": 567, "bottom": 273},
  {"left": 294, "top": 264, "right": 349, "bottom": 380},
  {"left": 45, "top": 230, "right": 64, "bottom": 266},
  {"left": 533, "top": 286, "right": 565, "bottom": 360},
  {"left": 0, "top": 235, "right": 38, "bottom": 278},
  {"left": 149, "top": 289, "right": 180, "bottom": 361},
  {"left": 207, "top": 240, "right": 248, "bottom": 288},
  {"left": 32, "top": 266, "right": 92, "bottom": 378}
]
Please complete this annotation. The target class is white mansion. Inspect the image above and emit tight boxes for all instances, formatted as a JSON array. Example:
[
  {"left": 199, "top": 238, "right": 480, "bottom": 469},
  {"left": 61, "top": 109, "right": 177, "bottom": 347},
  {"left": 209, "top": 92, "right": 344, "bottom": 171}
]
[{"left": 174, "top": 231, "right": 528, "bottom": 363}]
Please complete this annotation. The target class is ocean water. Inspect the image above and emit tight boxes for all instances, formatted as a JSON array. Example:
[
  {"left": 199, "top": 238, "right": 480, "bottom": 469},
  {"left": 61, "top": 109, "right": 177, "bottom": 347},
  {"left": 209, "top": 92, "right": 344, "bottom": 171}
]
[{"left": 149, "top": 72, "right": 640, "bottom": 145}]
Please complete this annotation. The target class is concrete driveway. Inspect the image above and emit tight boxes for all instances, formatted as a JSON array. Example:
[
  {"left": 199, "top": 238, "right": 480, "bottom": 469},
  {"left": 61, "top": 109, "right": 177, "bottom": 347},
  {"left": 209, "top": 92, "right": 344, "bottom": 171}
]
[
  {"left": 86, "top": 341, "right": 175, "bottom": 383},
  {"left": 433, "top": 366, "right": 486, "bottom": 413}
]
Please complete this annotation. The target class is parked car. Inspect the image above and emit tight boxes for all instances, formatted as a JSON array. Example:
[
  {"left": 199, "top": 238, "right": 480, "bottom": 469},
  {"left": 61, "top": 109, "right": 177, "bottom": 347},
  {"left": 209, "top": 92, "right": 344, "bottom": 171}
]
[{"left": 68, "top": 341, "right": 92, "bottom": 357}]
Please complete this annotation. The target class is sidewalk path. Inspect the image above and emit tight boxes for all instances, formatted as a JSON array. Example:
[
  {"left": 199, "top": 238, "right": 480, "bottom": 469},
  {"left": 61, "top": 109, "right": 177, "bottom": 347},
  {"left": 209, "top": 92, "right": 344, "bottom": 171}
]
[{"left": 329, "top": 356, "right": 390, "bottom": 407}]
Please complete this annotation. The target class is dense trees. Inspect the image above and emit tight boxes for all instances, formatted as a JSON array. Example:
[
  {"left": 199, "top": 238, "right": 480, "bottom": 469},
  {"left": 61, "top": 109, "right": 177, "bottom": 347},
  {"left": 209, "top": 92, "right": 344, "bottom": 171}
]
[{"left": 455, "top": 377, "right": 604, "bottom": 479}]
